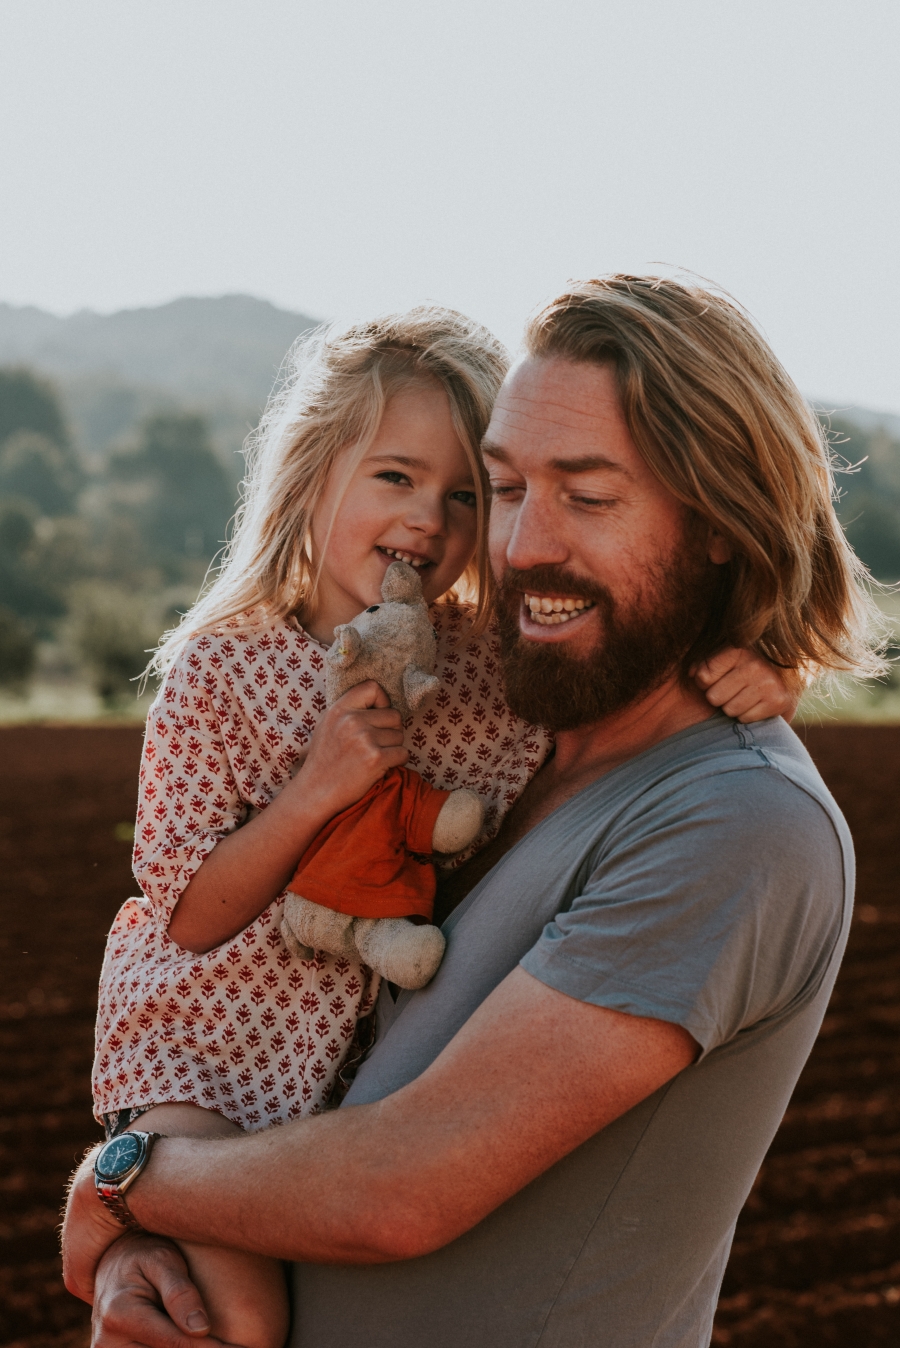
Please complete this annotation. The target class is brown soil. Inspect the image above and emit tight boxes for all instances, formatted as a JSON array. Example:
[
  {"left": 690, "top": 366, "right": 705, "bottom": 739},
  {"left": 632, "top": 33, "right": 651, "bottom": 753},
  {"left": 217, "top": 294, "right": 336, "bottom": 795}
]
[{"left": 0, "top": 724, "right": 898, "bottom": 1347}]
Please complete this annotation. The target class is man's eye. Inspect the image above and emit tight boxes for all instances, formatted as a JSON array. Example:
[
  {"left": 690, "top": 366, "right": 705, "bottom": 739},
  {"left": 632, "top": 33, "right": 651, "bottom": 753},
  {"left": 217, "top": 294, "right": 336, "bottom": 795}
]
[
  {"left": 573, "top": 495, "right": 616, "bottom": 508},
  {"left": 449, "top": 490, "right": 477, "bottom": 508}
]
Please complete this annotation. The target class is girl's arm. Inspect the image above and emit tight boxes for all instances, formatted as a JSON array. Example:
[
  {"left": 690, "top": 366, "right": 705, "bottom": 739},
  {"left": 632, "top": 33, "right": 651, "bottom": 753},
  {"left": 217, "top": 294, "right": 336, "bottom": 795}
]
[
  {"left": 692, "top": 647, "right": 803, "bottom": 724},
  {"left": 167, "top": 682, "right": 408, "bottom": 954}
]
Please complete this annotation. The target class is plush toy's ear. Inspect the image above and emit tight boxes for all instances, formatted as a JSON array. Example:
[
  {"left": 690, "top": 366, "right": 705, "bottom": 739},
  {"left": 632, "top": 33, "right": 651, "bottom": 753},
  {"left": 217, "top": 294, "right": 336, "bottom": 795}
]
[
  {"left": 403, "top": 664, "right": 440, "bottom": 711},
  {"left": 381, "top": 560, "right": 423, "bottom": 605},
  {"left": 330, "top": 624, "right": 362, "bottom": 668}
]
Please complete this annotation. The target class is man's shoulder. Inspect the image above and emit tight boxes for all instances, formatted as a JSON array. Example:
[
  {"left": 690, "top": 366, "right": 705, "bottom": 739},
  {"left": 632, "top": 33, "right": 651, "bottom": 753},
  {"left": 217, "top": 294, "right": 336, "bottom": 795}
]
[
  {"left": 623, "top": 715, "right": 843, "bottom": 831},
  {"left": 556, "top": 714, "right": 852, "bottom": 892}
]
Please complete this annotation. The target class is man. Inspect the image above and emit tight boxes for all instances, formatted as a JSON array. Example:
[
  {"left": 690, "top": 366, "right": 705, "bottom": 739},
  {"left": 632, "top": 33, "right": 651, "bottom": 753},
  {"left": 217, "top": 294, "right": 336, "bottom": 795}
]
[{"left": 64, "top": 276, "right": 876, "bottom": 1347}]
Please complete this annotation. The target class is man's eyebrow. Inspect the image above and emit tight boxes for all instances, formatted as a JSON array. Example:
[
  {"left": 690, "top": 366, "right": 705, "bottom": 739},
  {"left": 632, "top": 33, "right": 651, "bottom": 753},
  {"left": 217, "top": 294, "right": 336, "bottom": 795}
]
[
  {"left": 482, "top": 441, "right": 631, "bottom": 478},
  {"left": 550, "top": 454, "right": 632, "bottom": 476}
]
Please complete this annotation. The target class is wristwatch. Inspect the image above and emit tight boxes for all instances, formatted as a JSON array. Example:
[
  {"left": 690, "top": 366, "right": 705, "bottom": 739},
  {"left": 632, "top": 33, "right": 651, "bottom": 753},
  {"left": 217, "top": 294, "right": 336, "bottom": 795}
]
[{"left": 93, "top": 1130, "right": 162, "bottom": 1229}]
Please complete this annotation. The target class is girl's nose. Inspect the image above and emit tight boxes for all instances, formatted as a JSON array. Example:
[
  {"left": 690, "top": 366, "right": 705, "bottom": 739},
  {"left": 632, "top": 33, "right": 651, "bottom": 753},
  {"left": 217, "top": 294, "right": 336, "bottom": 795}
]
[{"left": 404, "top": 494, "right": 446, "bottom": 537}]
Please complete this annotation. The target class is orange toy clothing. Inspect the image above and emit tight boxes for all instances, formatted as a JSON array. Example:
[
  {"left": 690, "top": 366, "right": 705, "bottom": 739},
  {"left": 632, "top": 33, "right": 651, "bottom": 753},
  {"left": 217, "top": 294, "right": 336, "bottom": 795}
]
[{"left": 288, "top": 767, "right": 449, "bottom": 921}]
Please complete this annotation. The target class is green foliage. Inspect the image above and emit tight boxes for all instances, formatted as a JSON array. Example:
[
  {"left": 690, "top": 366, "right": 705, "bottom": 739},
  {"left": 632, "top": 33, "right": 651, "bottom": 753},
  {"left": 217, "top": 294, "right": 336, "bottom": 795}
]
[
  {"left": 828, "top": 417, "right": 900, "bottom": 582},
  {"left": 106, "top": 413, "right": 235, "bottom": 576},
  {"left": 69, "top": 583, "right": 158, "bottom": 707},
  {"left": 0, "top": 365, "right": 240, "bottom": 716},
  {"left": 0, "top": 604, "right": 36, "bottom": 692},
  {"left": 0, "top": 430, "right": 82, "bottom": 515},
  {"left": 0, "top": 498, "right": 67, "bottom": 623},
  {"left": 0, "top": 367, "right": 69, "bottom": 448}
]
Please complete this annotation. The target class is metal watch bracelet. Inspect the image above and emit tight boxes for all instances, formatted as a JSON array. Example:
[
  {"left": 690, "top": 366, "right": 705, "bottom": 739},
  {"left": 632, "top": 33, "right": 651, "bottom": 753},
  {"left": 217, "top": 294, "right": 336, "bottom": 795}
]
[{"left": 94, "top": 1131, "right": 162, "bottom": 1230}]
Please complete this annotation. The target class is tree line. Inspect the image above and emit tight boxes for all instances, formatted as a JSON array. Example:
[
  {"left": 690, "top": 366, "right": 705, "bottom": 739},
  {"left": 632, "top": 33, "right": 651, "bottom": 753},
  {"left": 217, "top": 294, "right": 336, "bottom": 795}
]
[
  {"left": 1, "top": 366, "right": 898, "bottom": 706},
  {"left": 0, "top": 367, "right": 235, "bottom": 703}
]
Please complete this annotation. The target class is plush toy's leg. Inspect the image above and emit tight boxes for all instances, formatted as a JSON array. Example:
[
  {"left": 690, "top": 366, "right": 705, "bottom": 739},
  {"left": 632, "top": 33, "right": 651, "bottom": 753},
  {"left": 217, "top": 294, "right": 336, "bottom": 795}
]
[
  {"left": 431, "top": 787, "right": 485, "bottom": 855},
  {"left": 281, "top": 893, "right": 356, "bottom": 960},
  {"left": 353, "top": 917, "right": 446, "bottom": 990}
]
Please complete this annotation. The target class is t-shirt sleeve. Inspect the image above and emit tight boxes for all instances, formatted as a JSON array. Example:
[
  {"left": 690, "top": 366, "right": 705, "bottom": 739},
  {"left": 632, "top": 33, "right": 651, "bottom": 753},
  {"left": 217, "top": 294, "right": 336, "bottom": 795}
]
[
  {"left": 519, "top": 766, "right": 847, "bottom": 1055},
  {"left": 133, "top": 637, "right": 246, "bottom": 928}
]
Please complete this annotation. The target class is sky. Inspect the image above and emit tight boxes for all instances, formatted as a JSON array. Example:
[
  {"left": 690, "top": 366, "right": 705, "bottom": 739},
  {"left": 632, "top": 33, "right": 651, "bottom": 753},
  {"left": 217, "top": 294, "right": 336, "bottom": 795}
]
[{"left": 1, "top": 0, "right": 898, "bottom": 414}]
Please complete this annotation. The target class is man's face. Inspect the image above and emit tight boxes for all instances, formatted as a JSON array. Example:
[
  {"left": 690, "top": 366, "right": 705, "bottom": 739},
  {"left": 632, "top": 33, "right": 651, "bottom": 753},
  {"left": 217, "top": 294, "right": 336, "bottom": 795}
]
[{"left": 484, "top": 356, "right": 720, "bottom": 731}]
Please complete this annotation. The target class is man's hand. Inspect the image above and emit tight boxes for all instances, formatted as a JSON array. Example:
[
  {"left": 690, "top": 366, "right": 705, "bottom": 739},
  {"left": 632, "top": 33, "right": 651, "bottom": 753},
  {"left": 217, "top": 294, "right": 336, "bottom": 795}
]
[
  {"left": 91, "top": 1232, "right": 223, "bottom": 1348},
  {"left": 62, "top": 1147, "right": 131, "bottom": 1304}
]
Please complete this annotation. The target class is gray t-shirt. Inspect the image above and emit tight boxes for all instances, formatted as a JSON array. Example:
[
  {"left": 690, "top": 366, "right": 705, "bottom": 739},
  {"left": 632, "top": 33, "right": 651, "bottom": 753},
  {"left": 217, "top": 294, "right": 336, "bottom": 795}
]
[{"left": 291, "top": 715, "right": 852, "bottom": 1348}]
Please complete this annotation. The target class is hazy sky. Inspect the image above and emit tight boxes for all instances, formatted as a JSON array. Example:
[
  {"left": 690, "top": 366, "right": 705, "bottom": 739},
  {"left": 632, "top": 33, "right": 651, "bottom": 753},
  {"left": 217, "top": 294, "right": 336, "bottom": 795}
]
[{"left": 1, "top": 0, "right": 898, "bottom": 413}]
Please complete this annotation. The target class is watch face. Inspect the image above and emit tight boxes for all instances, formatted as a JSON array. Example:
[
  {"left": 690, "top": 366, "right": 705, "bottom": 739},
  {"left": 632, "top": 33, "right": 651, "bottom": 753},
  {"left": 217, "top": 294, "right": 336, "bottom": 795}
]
[{"left": 96, "top": 1132, "right": 142, "bottom": 1181}]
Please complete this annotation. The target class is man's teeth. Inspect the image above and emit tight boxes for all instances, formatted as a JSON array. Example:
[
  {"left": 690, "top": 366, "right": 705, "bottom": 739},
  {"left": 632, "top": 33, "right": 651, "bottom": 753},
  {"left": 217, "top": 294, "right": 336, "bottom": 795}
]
[
  {"left": 524, "top": 593, "right": 595, "bottom": 625},
  {"left": 381, "top": 547, "right": 428, "bottom": 568}
]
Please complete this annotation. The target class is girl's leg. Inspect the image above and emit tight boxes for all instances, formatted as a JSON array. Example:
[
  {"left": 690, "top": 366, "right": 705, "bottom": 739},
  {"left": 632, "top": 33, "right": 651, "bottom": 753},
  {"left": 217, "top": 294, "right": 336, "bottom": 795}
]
[{"left": 125, "top": 1103, "right": 289, "bottom": 1348}]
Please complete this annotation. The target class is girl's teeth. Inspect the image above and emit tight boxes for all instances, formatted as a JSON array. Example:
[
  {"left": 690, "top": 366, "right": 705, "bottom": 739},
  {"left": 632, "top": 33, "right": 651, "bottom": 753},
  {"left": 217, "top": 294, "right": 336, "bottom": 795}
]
[{"left": 383, "top": 547, "right": 426, "bottom": 568}]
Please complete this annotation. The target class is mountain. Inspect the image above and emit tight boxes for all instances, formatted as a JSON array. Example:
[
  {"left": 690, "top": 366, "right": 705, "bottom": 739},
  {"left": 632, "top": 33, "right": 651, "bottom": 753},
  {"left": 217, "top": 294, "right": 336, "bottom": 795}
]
[
  {"left": 812, "top": 400, "right": 900, "bottom": 441},
  {"left": 0, "top": 295, "right": 318, "bottom": 406},
  {"left": 0, "top": 295, "right": 319, "bottom": 470}
]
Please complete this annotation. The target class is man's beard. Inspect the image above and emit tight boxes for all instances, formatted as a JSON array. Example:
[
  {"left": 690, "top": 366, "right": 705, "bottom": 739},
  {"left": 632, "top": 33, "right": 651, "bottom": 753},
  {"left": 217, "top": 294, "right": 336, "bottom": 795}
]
[{"left": 496, "top": 540, "right": 720, "bottom": 734}]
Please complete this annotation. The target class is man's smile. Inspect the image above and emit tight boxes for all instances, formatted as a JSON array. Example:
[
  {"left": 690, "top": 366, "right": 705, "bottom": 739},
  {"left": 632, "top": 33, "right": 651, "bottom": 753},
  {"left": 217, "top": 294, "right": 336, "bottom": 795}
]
[{"left": 522, "top": 592, "right": 596, "bottom": 627}]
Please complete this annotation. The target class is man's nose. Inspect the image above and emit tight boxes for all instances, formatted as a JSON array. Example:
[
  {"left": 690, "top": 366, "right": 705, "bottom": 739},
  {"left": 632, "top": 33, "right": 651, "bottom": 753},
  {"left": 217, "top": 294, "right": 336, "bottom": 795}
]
[{"left": 504, "top": 490, "right": 568, "bottom": 570}]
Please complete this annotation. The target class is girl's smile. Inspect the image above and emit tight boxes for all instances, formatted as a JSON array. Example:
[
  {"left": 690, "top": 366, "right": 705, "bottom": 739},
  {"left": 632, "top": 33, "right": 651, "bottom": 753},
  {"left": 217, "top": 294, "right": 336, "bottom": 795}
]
[{"left": 303, "top": 382, "right": 479, "bottom": 644}]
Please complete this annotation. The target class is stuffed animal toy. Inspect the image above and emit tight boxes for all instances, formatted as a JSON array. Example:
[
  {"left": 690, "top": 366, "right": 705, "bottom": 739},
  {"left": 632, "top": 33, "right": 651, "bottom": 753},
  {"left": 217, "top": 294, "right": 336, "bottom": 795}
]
[{"left": 280, "top": 561, "right": 485, "bottom": 989}]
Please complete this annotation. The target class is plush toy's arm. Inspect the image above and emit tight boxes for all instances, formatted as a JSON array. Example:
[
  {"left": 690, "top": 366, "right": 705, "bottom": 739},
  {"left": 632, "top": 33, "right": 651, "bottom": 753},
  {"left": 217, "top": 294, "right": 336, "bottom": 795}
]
[
  {"left": 431, "top": 789, "right": 484, "bottom": 854},
  {"left": 403, "top": 664, "right": 440, "bottom": 712},
  {"left": 330, "top": 625, "right": 363, "bottom": 668}
]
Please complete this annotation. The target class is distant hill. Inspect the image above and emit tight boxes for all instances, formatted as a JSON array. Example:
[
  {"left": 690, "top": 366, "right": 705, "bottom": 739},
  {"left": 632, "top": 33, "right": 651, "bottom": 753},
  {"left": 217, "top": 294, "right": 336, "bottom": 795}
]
[
  {"left": 814, "top": 401, "right": 900, "bottom": 441},
  {"left": 0, "top": 295, "right": 318, "bottom": 405},
  {"left": 0, "top": 295, "right": 319, "bottom": 471}
]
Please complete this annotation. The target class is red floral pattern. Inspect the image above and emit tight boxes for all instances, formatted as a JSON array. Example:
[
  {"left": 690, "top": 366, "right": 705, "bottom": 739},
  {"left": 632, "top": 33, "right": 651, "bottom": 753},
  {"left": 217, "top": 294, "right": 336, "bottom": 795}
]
[{"left": 93, "top": 605, "right": 552, "bottom": 1129}]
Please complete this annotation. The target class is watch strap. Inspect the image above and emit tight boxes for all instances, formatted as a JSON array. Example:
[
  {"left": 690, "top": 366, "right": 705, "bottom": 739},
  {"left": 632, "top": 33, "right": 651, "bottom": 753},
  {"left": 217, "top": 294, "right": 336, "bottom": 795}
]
[
  {"left": 94, "top": 1131, "right": 162, "bottom": 1230},
  {"left": 96, "top": 1180, "right": 145, "bottom": 1229}
]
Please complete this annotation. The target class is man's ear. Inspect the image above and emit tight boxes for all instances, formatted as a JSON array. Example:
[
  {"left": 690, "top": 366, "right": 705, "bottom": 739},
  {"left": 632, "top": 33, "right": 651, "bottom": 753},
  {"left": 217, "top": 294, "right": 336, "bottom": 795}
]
[{"left": 707, "top": 529, "right": 733, "bottom": 565}]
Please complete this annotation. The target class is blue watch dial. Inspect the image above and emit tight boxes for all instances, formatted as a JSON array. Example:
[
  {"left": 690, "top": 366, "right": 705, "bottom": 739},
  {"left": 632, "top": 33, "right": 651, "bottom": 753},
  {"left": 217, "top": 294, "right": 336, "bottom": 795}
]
[{"left": 96, "top": 1133, "right": 142, "bottom": 1181}]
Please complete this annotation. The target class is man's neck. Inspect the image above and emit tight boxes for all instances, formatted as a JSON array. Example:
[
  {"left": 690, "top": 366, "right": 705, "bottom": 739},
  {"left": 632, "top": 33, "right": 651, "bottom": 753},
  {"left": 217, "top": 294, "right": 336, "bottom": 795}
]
[{"left": 550, "top": 673, "right": 715, "bottom": 785}]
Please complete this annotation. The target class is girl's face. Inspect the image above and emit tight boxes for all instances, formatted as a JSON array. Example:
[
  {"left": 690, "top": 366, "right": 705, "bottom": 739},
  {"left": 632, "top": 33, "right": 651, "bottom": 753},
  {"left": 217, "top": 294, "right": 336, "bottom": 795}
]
[{"left": 305, "top": 381, "right": 479, "bottom": 643}]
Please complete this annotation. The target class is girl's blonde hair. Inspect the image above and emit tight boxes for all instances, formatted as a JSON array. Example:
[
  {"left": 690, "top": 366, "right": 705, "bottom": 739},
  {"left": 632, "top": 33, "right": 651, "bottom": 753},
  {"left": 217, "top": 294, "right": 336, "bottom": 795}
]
[
  {"left": 151, "top": 306, "right": 509, "bottom": 676},
  {"left": 525, "top": 275, "right": 886, "bottom": 681}
]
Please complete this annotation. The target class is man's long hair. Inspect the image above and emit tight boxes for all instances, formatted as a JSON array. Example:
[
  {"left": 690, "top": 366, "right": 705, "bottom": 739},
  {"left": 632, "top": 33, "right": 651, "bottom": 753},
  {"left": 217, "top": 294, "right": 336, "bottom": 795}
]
[{"left": 524, "top": 275, "right": 885, "bottom": 680}]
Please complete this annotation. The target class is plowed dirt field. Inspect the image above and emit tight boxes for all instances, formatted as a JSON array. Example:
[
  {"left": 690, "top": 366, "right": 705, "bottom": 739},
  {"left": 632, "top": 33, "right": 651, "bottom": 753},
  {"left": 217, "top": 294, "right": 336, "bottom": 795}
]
[{"left": 0, "top": 724, "right": 898, "bottom": 1348}]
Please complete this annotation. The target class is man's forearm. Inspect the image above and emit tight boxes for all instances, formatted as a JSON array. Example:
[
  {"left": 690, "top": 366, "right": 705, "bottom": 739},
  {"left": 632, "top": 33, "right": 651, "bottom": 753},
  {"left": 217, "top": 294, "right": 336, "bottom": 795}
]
[
  {"left": 125, "top": 1101, "right": 419, "bottom": 1263},
  {"left": 117, "top": 969, "right": 696, "bottom": 1264},
  {"left": 65, "top": 969, "right": 697, "bottom": 1299}
]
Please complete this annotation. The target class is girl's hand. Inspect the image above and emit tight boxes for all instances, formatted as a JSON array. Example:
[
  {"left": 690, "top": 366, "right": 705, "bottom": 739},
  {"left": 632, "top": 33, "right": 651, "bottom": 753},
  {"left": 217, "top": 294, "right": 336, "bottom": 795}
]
[
  {"left": 168, "top": 680, "right": 409, "bottom": 954},
  {"left": 691, "top": 648, "right": 801, "bottom": 724},
  {"left": 293, "top": 680, "right": 409, "bottom": 819}
]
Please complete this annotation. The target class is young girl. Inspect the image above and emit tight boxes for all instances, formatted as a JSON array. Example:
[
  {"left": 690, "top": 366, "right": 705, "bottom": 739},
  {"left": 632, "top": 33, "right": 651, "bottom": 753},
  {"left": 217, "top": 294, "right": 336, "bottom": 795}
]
[{"left": 92, "top": 307, "right": 795, "bottom": 1348}]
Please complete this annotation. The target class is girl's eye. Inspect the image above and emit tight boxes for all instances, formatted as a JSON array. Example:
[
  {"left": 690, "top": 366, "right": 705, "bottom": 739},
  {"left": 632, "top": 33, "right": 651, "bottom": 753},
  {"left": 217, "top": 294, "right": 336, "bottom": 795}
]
[
  {"left": 449, "top": 490, "right": 477, "bottom": 509},
  {"left": 375, "top": 470, "right": 412, "bottom": 487}
]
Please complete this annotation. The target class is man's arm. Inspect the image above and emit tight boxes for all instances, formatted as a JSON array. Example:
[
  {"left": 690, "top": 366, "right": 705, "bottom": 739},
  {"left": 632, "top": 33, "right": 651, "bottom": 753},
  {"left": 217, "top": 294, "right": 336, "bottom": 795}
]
[
  {"left": 88, "top": 1235, "right": 220, "bottom": 1348},
  {"left": 65, "top": 966, "right": 697, "bottom": 1299}
]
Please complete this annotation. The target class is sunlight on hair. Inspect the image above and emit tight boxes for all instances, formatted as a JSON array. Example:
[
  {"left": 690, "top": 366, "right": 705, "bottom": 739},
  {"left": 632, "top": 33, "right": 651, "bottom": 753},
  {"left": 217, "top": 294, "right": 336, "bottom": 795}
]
[{"left": 148, "top": 308, "right": 508, "bottom": 678}]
